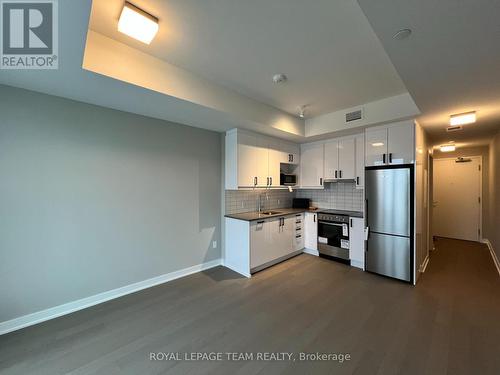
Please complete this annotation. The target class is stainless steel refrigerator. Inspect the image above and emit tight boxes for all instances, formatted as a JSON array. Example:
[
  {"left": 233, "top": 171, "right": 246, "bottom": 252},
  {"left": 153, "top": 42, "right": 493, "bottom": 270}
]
[{"left": 365, "top": 165, "right": 414, "bottom": 283}]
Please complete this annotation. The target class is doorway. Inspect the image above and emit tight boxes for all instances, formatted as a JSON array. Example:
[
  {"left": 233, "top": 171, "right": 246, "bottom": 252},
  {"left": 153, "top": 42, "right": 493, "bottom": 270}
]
[{"left": 432, "top": 156, "right": 482, "bottom": 242}]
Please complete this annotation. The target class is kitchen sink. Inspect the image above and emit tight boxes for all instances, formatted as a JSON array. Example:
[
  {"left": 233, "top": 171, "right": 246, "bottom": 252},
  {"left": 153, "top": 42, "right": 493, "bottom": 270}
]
[{"left": 259, "top": 211, "right": 282, "bottom": 215}]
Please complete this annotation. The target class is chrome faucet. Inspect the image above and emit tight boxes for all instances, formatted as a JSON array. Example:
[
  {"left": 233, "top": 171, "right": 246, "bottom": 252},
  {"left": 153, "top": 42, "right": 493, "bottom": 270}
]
[{"left": 258, "top": 191, "right": 268, "bottom": 214}]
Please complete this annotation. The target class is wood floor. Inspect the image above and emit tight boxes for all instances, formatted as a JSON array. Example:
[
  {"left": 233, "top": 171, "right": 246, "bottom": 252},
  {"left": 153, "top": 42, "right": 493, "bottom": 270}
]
[{"left": 1, "top": 238, "right": 499, "bottom": 375}]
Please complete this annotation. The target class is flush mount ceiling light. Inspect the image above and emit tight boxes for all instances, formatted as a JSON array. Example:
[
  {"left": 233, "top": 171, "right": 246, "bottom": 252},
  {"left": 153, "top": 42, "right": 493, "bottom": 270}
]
[
  {"left": 450, "top": 111, "right": 476, "bottom": 126},
  {"left": 371, "top": 142, "right": 384, "bottom": 147},
  {"left": 118, "top": 2, "right": 159, "bottom": 44},
  {"left": 393, "top": 28, "right": 412, "bottom": 40},
  {"left": 440, "top": 144, "right": 456, "bottom": 152},
  {"left": 272, "top": 73, "right": 288, "bottom": 84}
]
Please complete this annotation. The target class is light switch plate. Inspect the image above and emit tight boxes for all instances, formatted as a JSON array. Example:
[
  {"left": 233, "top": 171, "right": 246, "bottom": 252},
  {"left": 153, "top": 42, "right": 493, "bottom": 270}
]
[{"left": 212, "top": 241, "right": 217, "bottom": 248}]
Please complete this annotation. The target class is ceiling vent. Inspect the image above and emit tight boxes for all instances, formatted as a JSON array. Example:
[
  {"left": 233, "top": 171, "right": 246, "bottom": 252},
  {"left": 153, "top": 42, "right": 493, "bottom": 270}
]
[
  {"left": 447, "top": 125, "right": 463, "bottom": 132},
  {"left": 345, "top": 109, "right": 363, "bottom": 123}
]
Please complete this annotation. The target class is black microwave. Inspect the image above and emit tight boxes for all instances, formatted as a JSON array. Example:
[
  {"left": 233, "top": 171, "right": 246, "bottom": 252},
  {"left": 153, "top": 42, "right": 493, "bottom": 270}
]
[{"left": 280, "top": 173, "right": 297, "bottom": 186}]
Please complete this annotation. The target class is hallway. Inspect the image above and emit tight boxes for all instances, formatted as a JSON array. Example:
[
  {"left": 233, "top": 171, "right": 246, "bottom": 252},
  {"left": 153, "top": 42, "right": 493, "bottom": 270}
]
[{"left": 415, "top": 237, "right": 500, "bottom": 374}]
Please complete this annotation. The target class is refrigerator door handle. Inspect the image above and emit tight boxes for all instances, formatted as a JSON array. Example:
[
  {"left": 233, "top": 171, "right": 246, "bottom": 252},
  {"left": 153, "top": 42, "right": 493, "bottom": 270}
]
[{"left": 365, "top": 199, "right": 369, "bottom": 224}]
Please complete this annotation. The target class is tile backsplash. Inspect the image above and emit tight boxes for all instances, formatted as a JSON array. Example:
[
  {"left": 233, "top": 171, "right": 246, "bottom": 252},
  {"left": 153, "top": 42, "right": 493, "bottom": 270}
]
[
  {"left": 296, "top": 182, "right": 364, "bottom": 212},
  {"left": 225, "top": 182, "right": 364, "bottom": 214},
  {"left": 225, "top": 189, "right": 294, "bottom": 214}
]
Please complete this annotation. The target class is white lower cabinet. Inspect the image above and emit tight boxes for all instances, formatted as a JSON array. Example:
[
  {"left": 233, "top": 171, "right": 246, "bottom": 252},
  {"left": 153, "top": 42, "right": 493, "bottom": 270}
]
[
  {"left": 304, "top": 212, "right": 318, "bottom": 253},
  {"left": 349, "top": 217, "right": 365, "bottom": 269},
  {"left": 225, "top": 214, "right": 302, "bottom": 277}
]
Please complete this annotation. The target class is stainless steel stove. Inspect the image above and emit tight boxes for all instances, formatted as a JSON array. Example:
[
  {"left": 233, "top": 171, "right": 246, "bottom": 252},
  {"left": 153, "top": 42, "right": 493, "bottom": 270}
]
[{"left": 317, "top": 210, "right": 350, "bottom": 261}]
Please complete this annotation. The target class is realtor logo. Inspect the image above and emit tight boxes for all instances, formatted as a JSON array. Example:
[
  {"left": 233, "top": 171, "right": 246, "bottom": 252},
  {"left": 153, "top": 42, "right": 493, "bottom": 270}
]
[{"left": 1, "top": 0, "right": 58, "bottom": 69}]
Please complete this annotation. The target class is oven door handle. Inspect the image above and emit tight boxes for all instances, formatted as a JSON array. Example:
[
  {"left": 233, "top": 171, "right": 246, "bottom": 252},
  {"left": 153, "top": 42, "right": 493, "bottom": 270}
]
[{"left": 318, "top": 221, "right": 345, "bottom": 227}]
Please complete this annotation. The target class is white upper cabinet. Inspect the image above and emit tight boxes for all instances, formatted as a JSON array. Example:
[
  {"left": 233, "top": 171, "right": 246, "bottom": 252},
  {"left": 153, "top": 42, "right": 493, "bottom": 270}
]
[
  {"left": 225, "top": 129, "right": 300, "bottom": 190},
  {"left": 324, "top": 139, "right": 339, "bottom": 180},
  {"left": 280, "top": 141, "right": 300, "bottom": 165},
  {"left": 235, "top": 131, "right": 259, "bottom": 188},
  {"left": 324, "top": 137, "right": 355, "bottom": 180},
  {"left": 300, "top": 142, "right": 324, "bottom": 188},
  {"left": 365, "top": 120, "right": 415, "bottom": 167},
  {"left": 387, "top": 122, "right": 415, "bottom": 165},
  {"left": 267, "top": 143, "right": 282, "bottom": 188},
  {"left": 255, "top": 136, "right": 271, "bottom": 188},
  {"left": 355, "top": 134, "right": 365, "bottom": 188},
  {"left": 365, "top": 127, "right": 388, "bottom": 166},
  {"left": 338, "top": 137, "right": 355, "bottom": 180}
]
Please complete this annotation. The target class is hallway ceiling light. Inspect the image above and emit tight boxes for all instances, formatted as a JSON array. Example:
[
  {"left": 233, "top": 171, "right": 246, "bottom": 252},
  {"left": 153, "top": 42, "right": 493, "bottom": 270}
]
[
  {"left": 450, "top": 111, "right": 476, "bottom": 126},
  {"left": 118, "top": 2, "right": 159, "bottom": 44},
  {"left": 371, "top": 142, "right": 384, "bottom": 147},
  {"left": 440, "top": 144, "right": 456, "bottom": 152}
]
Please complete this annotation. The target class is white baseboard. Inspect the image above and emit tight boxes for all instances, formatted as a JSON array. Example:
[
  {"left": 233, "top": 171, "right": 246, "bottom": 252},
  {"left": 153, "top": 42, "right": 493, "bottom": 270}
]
[
  {"left": 303, "top": 248, "right": 319, "bottom": 256},
  {"left": 223, "top": 262, "right": 251, "bottom": 278},
  {"left": 0, "top": 258, "right": 222, "bottom": 336},
  {"left": 419, "top": 254, "right": 430, "bottom": 273},
  {"left": 482, "top": 239, "right": 500, "bottom": 277},
  {"left": 350, "top": 260, "right": 364, "bottom": 270}
]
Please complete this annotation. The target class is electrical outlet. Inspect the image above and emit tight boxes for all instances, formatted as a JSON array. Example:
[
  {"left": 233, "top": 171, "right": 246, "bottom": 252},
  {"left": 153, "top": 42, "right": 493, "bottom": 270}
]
[{"left": 212, "top": 241, "right": 217, "bottom": 249}]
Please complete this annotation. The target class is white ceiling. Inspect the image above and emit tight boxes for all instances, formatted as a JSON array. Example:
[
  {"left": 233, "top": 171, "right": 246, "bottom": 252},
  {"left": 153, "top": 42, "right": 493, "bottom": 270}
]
[
  {"left": 357, "top": 0, "right": 500, "bottom": 146},
  {"left": 0, "top": 1, "right": 307, "bottom": 143},
  {"left": 89, "top": 0, "right": 407, "bottom": 118}
]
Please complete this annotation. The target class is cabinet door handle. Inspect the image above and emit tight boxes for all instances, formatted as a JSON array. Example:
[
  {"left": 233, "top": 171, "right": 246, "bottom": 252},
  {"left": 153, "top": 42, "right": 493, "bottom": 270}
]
[
  {"left": 257, "top": 220, "right": 265, "bottom": 224},
  {"left": 313, "top": 214, "right": 316, "bottom": 223},
  {"left": 383, "top": 154, "right": 386, "bottom": 164},
  {"left": 254, "top": 177, "right": 257, "bottom": 186},
  {"left": 389, "top": 153, "right": 393, "bottom": 163},
  {"left": 356, "top": 176, "right": 360, "bottom": 185},
  {"left": 350, "top": 218, "right": 353, "bottom": 228},
  {"left": 339, "top": 170, "right": 342, "bottom": 178},
  {"left": 270, "top": 177, "right": 272, "bottom": 186},
  {"left": 335, "top": 170, "right": 337, "bottom": 179},
  {"left": 320, "top": 178, "right": 323, "bottom": 185}
]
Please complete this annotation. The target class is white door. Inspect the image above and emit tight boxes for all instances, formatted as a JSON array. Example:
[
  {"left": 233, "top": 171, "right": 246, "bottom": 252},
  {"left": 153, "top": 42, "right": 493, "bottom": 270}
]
[
  {"left": 338, "top": 138, "right": 355, "bottom": 180},
  {"left": 324, "top": 139, "right": 339, "bottom": 179},
  {"left": 300, "top": 143, "right": 324, "bottom": 187},
  {"left": 433, "top": 157, "right": 481, "bottom": 241},
  {"left": 304, "top": 212, "right": 318, "bottom": 251},
  {"left": 355, "top": 134, "right": 365, "bottom": 188},
  {"left": 365, "top": 128, "right": 388, "bottom": 166},
  {"left": 387, "top": 122, "right": 415, "bottom": 164},
  {"left": 237, "top": 132, "right": 257, "bottom": 187}
]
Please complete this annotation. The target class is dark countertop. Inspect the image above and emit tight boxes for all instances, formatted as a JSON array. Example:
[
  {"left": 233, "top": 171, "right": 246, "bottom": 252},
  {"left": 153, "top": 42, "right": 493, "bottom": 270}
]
[
  {"left": 225, "top": 208, "right": 363, "bottom": 221},
  {"left": 316, "top": 209, "right": 364, "bottom": 218},
  {"left": 225, "top": 208, "right": 318, "bottom": 221}
]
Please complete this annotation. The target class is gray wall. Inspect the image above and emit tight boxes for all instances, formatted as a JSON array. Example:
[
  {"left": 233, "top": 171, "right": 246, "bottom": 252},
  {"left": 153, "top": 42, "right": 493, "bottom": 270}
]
[
  {"left": 489, "top": 132, "right": 500, "bottom": 259},
  {"left": 0, "top": 85, "right": 221, "bottom": 322}
]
